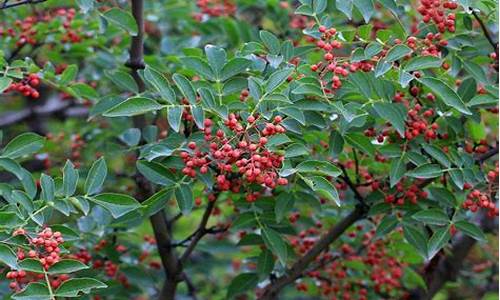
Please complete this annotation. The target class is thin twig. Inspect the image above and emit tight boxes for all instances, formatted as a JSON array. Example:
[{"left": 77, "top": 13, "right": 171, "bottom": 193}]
[{"left": 471, "top": 9, "right": 498, "bottom": 52}]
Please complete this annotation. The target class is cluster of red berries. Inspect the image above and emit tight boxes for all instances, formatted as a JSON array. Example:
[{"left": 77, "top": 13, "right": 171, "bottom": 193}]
[
  {"left": 463, "top": 188, "right": 499, "bottom": 218},
  {"left": 402, "top": 102, "right": 440, "bottom": 141},
  {"left": 417, "top": 0, "right": 457, "bottom": 33},
  {"left": 180, "top": 115, "right": 287, "bottom": 200},
  {"left": 239, "top": 89, "right": 249, "bottom": 101},
  {"left": 4, "top": 73, "right": 40, "bottom": 98},
  {"left": 0, "top": 8, "right": 81, "bottom": 47},
  {"left": 290, "top": 223, "right": 408, "bottom": 299},
  {"left": 406, "top": 33, "right": 448, "bottom": 58},
  {"left": 6, "top": 228, "right": 69, "bottom": 291},
  {"left": 385, "top": 182, "right": 429, "bottom": 205},
  {"left": 70, "top": 134, "right": 85, "bottom": 168},
  {"left": 464, "top": 139, "right": 493, "bottom": 155},
  {"left": 194, "top": 0, "right": 236, "bottom": 21},
  {"left": 309, "top": 26, "right": 350, "bottom": 91}
]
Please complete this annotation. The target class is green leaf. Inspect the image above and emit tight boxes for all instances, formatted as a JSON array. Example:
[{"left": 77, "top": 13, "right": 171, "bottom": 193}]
[
  {"left": 292, "top": 83, "right": 324, "bottom": 97},
  {"left": 62, "top": 160, "right": 79, "bottom": 197},
  {"left": 296, "top": 160, "right": 342, "bottom": 177},
  {"left": 404, "top": 56, "right": 442, "bottom": 72},
  {"left": 385, "top": 44, "right": 412, "bottom": 62},
  {"left": 454, "top": 220, "right": 486, "bottom": 241},
  {"left": 345, "top": 133, "right": 375, "bottom": 157},
  {"left": 0, "top": 77, "right": 13, "bottom": 93},
  {"left": 55, "top": 278, "right": 107, "bottom": 297},
  {"left": 406, "top": 164, "right": 442, "bottom": 179},
  {"left": 260, "top": 30, "right": 281, "bottom": 55},
  {"left": 0, "top": 158, "right": 36, "bottom": 199},
  {"left": 226, "top": 273, "right": 259, "bottom": 299},
  {"left": 403, "top": 224, "right": 428, "bottom": 258},
  {"left": 136, "top": 160, "right": 176, "bottom": 186},
  {"left": 336, "top": 0, "right": 353, "bottom": 19},
  {"left": 105, "top": 70, "right": 138, "bottom": 93},
  {"left": 231, "top": 213, "right": 257, "bottom": 231},
  {"left": 364, "top": 42, "right": 383, "bottom": 58},
  {"left": 119, "top": 128, "right": 141, "bottom": 146},
  {"left": 12, "top": 283, "right": 50, "bottom": 300},
  {"left": 84, "top": 157, "right": 107, "bottom": 195},
  {"left": 19, "top": 258, "right": 44, "bottom": 273},
  {"left": 353, "top": 0, "right": 374, "bottom": 23},
  {"left": 428, "top": 226, "right": 450, "bottom": 259},
  {"left": 172, "top": 74, "right": 197, "bottom": 104},
  {"left": 143, "top": 188, "right": 173, "bottom": 217},
  {"left": 265, "top": 68, "right": 293, "bottom": 93},
  {"left": 418, "top": 77, "right": 471, "bottom": 115},
  {"left": 175, "top": 183, "right": 193, "bottom": 215},
  {"left": 0, "top": 244, "right": 18, "bottom": 269},
  {"left": 428, "top": 187, "right": 456, "bottom": 206},
  {"left": 0, "top": 157, "right": 37, "bottom": 199},
  {"left": 372, "top": 102, "right": 407, "bottom": 136},
  {"left": 191, "top": 105, "right": 205, "bottom": 129},
  {"left": 262, "top": 227, "right": 287, "bottom": 266},
  {"left": 390, "top": 155, "right": 406, "bottom": 187},
  {"left": 167, "top": 106, "right": 183, "bottom": 133},
  {"left": 2, "top": 132, "right": 44, "bottom": 159},
  {"left": 312, "top": 0, "right": 327, "bottom": 14},
  {"left": 40, "top": 174, "right": 55, "bottom": 202},
  {"left": 422, "top": 144, "right": 451, "bottom": 168},
  {"left": 285, "top": 143, "right": 309, "bottom": 158},
  {"left": 70, "top": 83, "right": 98, "bottom": 100},
  {"left": 198, "top": 87, "right": 216, "bottom": 109},
  {"left": 279, "top": 107, "right": 305, "bottom": 125},
  {"left": 413, "top": 209, "right": 450, "bottom": 225},
  {"left": 257, "top": 249, "right": 275, "bottom": 278},
  {"left": 48, "top": 259, "right": 89, "bottom": 275},
  {"left": 275, "top": 193, "right": 295, "bottom": 223},
  {"left": 104, "top": 97, "right": 163, "bottom": 117},
  {"left": 102, "top": 8, "right": 138, "bottom": 35},
  {"left": 403, "top": 267, "right": 427, "bottom": 291},
  {"left": 91, "top": 193, "right": 141, "bottom": 218},
  {"left": 205, "top": 45, "right": 227, "bottom": 77},
  {"left": 144, "top": 66, "right": 176, "bottom": 104},
  {"left": 376, "top": 215, "right": 398, "bottom": 236},
  {"left": 182, "top": 57, "right": 216, "bottom": 81},
  {"left": 463, "top": 61, "right": 488, "bottom": 84},
  {"left": 220, "top": 58, "right": 251, "bottom": 81},
  {"left": 303, "top": 176, "right": 340, "bottom": 206},
  {"left": 59, "top": 64, "right": 78, "bottom": 85},
  {"left": 468, "top": 94, "right": 498, "bottom": 107}
]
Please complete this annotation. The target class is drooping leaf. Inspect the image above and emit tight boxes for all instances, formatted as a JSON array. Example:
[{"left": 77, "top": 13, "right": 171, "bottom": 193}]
[
  {"left": 91, "top": 193, "right": 141, "bottom": 218},
  {"left": 84, "top": 157, "right": 107, "bottom": 196},
  {"left": 104, "top": 97, "right": 163, "bottom": 117}
]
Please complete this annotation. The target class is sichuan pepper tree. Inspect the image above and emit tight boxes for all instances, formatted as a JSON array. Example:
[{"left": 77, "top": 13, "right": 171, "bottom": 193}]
[{"left": 0, "top": 0, "right": 498, "bottom": 299}]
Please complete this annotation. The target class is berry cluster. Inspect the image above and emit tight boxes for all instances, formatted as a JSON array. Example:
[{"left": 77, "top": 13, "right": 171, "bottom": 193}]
[
  {"left": 417, "top": 0, "right": 457, "bottom": 33},
  {"left": 463, "top": 189, "right": 499, "bottom": 218},
  {"left": 69, "top": 134, "right": 85, "bottom": 168},
  {"left": 181, "top": 115, "right": 288, "bottom": 201},
  {"left": 289, "top": 223, "right": 408, "bottom": 299},
  {"left": 0, "top": 8, "right": 81, "bottom": 47},
  {"left": 384, "top": 182, "right": 429, "bottom": 205},
  {"left": 309, "top": 26, "right": 351, "bottom": 91},
  {"left": 6, "top": 228, "right": 69, "bottom": 291},
  {"left": 3, "top": 73, "right": 41, "bottom": 98},
  {"left": 194, "top": 0, "right": 236, "bottom": 21}
]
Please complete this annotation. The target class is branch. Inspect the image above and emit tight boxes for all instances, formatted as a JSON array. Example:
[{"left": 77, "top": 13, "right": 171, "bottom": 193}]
[
  {"left": 338, "top": 163, "right": 368, "bottom": 207},
  {"left": 258, "top": 204, "right": 367, "bottom": 299},
  {"left": 0, "top": 96, "right": 88, "bottom": 129},
  {"left": 180, "top": 199, "right": 217, "bottom": 263},
  {"left": 0, "top": 0, "right": 46, "bottom": 9},
  {"left": 410, "top": 212, "right": 497, "bottom": 300},
  {"left": 125, "top": 1, "right": 180, "bottom": 299},
  {"left": 471, "top": 9, "right": 498, "bottom": 52}
]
